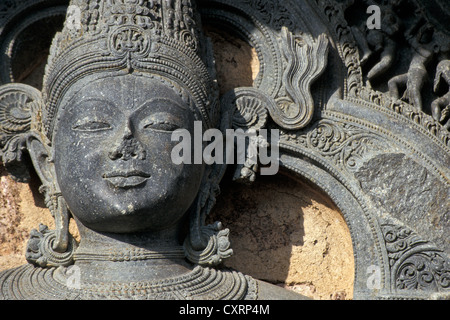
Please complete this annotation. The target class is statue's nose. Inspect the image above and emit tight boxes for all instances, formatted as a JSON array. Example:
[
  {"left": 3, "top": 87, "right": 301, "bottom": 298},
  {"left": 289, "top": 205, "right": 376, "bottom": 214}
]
[{"left": 108, "top": 125, "right": 146, "bottom": 161}]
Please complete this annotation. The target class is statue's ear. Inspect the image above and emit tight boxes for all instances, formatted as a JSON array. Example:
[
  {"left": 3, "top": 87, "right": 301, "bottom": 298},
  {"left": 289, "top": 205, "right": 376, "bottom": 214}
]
[
  {"left": 27, "top": 132, "right": 75, "bottom": 258},
  {"left": 0, "top": 83, "right": 43, "bottom": 182},
  {"left": 26, "top": 135, "right": 55, "bottom": 188}
]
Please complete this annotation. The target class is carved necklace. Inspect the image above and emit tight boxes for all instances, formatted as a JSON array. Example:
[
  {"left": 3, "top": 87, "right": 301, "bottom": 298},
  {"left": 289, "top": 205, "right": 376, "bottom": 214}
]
[
  {"left": 0, "top": 264, "right": 258, "bottom": 300},
  {"left": 73, "top": 246, "right": 187, "bottom": 262}
]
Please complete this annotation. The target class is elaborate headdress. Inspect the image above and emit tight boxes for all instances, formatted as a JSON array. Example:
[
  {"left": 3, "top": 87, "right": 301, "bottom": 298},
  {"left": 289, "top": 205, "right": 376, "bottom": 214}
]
[{"left": 42, "top": 0, "right": 220, "bottom": 140}]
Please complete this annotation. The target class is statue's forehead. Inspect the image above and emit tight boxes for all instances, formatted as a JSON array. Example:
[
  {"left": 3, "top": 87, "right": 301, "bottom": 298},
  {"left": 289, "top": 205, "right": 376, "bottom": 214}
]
[{"left": 64, "top": 74, "right": 184, "bottom": 112}]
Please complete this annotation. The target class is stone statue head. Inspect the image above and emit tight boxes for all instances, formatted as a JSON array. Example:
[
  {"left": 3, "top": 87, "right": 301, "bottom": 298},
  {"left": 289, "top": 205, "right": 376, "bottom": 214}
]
[{"left": 0, "top": 0, "right": 234, "bottom": 268}]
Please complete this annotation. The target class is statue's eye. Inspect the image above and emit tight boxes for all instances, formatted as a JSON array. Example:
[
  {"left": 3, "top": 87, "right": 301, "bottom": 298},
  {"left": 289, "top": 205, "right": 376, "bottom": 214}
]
[
  {"left": 143, "top": 120, "right": 180, "bottom": 132},
  {"left": 72, "top": 121, "right": 112, "bottom": 132}
]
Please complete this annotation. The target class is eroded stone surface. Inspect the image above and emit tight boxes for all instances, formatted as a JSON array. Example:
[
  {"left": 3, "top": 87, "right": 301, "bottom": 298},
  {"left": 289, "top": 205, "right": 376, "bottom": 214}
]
[{"left": 355, "top": 153, "right": 450, "bottom": 255}]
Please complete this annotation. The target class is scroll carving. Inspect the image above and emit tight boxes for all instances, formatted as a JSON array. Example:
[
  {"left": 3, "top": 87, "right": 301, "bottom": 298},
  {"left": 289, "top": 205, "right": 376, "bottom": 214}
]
[
  {"left": 0, "top": 0, "right": 448, "bottom": 301},
  {"left": 382, "top": 223, "right": 450, "bottom": 293},
  {"left": 279, "top": 119, "right": 387, "bottom": 174}
]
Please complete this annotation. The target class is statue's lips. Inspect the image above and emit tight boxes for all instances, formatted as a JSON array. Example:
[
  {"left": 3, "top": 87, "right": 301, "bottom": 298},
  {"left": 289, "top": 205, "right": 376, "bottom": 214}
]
[{"left": 103, "top": 170, "right": 151, "bottom": 188}]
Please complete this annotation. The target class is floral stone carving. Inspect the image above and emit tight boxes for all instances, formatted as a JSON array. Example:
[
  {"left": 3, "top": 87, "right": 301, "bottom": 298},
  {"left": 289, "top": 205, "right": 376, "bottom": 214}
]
[{"left": 0, "top": 0, "right": 448, "bottom": 300}]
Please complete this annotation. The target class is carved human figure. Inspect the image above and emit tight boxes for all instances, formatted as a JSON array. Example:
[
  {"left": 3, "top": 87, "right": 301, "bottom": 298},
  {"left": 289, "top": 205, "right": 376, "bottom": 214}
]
[
  {"left": 0, "top": 0, "right": 307, "bottom": 300},
  {"left": 364, "top": 9, "right": 401, "bottom": 82},
  {"left": 385, "top": 19, "right": 450, "bottom": 113},
  {"left": 387, "top": 24, "right": 434, "bottom": 111},
  {"left": 349, "top": 2, "right": 401, "bottom": 84},
  {"left": 349, "top": 1, "right": 450, "bottom": 120},
  {"left": 432, "top": 60, "right": 450, "bottom": 130}
]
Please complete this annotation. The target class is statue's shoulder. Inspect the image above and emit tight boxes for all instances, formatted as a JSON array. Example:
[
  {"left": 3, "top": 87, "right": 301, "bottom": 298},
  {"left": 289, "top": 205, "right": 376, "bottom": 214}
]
[
  {"left": 0, "top": 264, "right": 30, "bottom": 299},
  {"left": 0, "top": 264, "right": 75, "bottom": 300},
  {"left": 254, "top": 279, "right": 311, "bottom": 300},
  {"left": 186, "top": 268, "right": 310, "bottom": 300}
]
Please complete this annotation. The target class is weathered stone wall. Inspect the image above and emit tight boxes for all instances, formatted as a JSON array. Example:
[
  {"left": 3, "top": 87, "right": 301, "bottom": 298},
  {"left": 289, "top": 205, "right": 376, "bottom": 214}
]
[
  {"left": 0, "top": 28, "right": 355, "bottom": 300},
  {"left": 209, "top": 173, "right": 354, "bottom": 300}
]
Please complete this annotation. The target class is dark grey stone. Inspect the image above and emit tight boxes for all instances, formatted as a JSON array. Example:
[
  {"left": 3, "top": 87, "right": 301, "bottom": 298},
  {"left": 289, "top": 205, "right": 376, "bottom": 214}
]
[{"left": 0, "top": 0, "right": 448, "bottom": 300}]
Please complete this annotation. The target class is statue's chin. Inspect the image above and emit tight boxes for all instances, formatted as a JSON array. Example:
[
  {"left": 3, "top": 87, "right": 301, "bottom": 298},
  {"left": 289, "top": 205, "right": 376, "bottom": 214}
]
[{"left": 72, "top": 202, "right": 189, "bottom": 234}]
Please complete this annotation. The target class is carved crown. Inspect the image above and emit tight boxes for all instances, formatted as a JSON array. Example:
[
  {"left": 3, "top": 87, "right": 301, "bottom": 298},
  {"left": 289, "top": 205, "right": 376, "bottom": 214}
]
[{"left": 41, "top": 0, "right": 219, "bottom": 140}]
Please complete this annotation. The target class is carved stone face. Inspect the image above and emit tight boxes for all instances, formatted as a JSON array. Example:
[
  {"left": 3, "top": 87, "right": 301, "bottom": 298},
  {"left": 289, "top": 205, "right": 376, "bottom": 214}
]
[{"left": 52, "top": 74, "right": 204, "bottom": 233}]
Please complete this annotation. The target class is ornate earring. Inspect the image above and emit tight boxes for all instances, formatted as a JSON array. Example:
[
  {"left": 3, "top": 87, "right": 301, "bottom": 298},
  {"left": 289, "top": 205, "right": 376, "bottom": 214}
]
[
  {"left": 183, "top": 164, "right": 233, "bottom": 267},
  {"left": 25, "top": 183, "right": 77, "bottom": 268}
]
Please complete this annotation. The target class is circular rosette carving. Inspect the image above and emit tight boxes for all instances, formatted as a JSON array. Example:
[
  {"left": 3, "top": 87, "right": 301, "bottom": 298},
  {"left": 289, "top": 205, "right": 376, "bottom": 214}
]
[
  {"left": 221, "top": 87, "right": 271, "bottom": 132},
  {"left": 0, "top": 84, "right": 39, "bottom": 135},
  {"left": 25, "top": 224, "right": 77, "bottom": 268},
  {"left": 0, "top": 83, "right": 42, "bottom": 182},
  {"left": 0, "top": 91, "right": 31, "bottom": 134}
]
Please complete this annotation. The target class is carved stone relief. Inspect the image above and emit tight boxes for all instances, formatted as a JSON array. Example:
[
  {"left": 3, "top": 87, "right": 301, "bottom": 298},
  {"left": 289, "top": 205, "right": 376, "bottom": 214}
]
[{"left": 0, "top": 0, "right": 448, "bottom": 300}]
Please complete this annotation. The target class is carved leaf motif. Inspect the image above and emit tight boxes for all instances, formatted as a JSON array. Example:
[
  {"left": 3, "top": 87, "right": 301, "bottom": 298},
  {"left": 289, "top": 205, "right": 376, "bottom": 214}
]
[
  {"left": 184, "top": 222, "right": 233, "bottom": 267},
  {"left": 232, "top": 96, "right": 268, "bottom": 131},
  {"left": 267, "top": 28, "right": 328, "bottom": 130},
  {"left": 221, "top": 87, "right": 271, "bottom": 132}
]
